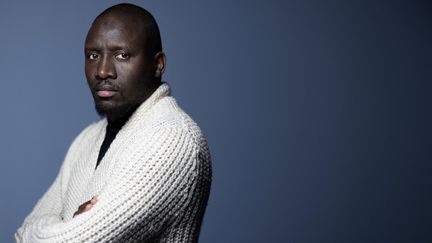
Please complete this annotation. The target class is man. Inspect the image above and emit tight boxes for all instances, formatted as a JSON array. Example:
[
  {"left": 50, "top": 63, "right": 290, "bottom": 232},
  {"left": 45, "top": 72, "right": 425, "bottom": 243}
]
[{"left": 15, "top": 3, "right": 211, "bottom": 242}]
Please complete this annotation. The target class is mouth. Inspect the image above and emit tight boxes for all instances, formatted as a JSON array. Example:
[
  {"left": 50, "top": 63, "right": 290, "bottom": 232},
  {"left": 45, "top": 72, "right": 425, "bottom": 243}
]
[
  {"left": 95, "top": 84, "right": 118, "bottom": 98},
  {"left": 96, "top": 90, "right": 117, "bottom": 98}
]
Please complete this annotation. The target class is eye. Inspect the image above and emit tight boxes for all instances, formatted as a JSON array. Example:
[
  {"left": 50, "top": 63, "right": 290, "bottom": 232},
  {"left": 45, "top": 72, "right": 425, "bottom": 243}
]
[
  {"left": 115, "top": 52, "right": 130, "bottom": 60},
  {"left": 87, "top": 53, "right": 99, "bottom": 60}
]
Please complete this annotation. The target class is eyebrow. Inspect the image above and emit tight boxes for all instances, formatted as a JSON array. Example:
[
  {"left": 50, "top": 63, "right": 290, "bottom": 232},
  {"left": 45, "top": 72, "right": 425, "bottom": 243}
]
[{"left": 84, "top": 45, "right": 131, "bottom": 52}]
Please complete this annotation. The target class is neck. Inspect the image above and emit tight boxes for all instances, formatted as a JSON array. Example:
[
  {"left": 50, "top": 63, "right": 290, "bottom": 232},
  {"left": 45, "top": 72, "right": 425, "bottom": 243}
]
[{"left": 106, "top": 105, "right": 137, "bottom": 126}]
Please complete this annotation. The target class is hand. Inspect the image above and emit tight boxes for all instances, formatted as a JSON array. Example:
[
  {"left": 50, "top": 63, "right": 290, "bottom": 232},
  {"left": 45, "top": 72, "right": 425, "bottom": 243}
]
[{"left": 73, "top": 196, "right": 98, "bottom": 218}]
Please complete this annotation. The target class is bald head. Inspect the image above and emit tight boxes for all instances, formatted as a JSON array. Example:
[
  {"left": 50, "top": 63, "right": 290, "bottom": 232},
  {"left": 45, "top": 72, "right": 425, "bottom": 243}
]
[
  {"left": 84, "top": 3, "right": 166, "bottom": 122},
  {"left": 91, "top": 3, "right": 162, "bottom": 60}
]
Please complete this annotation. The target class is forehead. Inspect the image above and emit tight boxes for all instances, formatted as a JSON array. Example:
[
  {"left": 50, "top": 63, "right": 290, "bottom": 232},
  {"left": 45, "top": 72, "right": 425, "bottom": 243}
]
[{"left": 85, "top": 14, "right": 145, "bottom": 48}]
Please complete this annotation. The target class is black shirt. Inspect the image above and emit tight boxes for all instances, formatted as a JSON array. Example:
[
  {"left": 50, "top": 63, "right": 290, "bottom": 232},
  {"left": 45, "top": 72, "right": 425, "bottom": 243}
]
[{"left": 96, "top": 115, "right": 131, "bottom": 169}]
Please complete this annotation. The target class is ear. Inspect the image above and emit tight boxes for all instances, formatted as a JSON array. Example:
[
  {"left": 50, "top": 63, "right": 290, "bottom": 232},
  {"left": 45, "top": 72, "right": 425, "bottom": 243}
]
[{"left": 153, "top": 52, "right": 166, "bottom": 78}]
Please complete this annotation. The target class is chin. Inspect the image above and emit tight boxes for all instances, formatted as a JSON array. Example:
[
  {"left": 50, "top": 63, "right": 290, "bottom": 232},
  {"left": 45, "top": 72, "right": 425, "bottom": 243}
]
[{"left": 95, "top": 102, "right": 138, "bottom": 121}]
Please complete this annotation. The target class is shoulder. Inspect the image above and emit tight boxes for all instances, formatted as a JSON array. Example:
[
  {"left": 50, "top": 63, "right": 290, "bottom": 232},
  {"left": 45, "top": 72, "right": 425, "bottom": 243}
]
[
  {"left": 151, "top": 96, "right": 212, "bottom": 185},
  {"left": 148, "top": 96, "right": 209, "bottom": 150},
  {"left": 128, "top": 95, "right": 211, "bottom": 172},
  {"left": 148, "top": 96, "right": 212, "bottom": 181}
]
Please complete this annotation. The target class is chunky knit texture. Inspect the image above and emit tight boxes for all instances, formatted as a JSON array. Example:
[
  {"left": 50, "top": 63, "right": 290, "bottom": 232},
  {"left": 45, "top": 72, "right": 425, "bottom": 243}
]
[{"left": 15, "top": 83, "right": 212, "bottom": 242}]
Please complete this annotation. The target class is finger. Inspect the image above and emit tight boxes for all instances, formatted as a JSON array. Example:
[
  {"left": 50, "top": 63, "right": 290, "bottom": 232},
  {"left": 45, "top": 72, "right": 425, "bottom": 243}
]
[
  {"left": 78, "top": 200, "right": 91, "bottom": 210},
  {"left": 73, "top": 210, "right": 82, "bottom": 218},
  {"left": 90, "top": 197, "right": 98, "bottom": 204},
  {"left": 84, "top": 203, "right": 93, "bottom": 211}
]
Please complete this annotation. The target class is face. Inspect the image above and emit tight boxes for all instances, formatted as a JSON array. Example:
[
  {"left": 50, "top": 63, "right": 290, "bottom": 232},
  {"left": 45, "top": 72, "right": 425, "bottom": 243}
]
[{"left": 84, "top": 14, "right": 155, "bottom": 121}]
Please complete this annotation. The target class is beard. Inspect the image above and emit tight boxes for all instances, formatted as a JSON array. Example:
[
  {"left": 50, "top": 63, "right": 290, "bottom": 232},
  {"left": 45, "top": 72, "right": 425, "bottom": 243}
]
[
  {"left": 94, "top": 99, "right": 140, "bottom": 122},
  {"left": 89, "top": 80, "right": 159, "bottom": 122}
]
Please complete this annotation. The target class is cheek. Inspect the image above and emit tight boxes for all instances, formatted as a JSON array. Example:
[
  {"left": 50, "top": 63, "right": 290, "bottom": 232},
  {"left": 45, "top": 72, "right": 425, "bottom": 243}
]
[
  {"left": 118, "top": 62, "right": 151, "bottom": 87},
  {"left": 126, "top": 56, "right": 153, "bottom": 78},
  {"left": 115, "top": 70, "right": 142, "bottom": 98},
  {"left": 84, "top": 63, "right": 95, "bottom": 84}
]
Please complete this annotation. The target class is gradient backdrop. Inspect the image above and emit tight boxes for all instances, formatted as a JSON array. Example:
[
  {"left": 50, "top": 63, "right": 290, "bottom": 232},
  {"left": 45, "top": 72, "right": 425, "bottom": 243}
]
[{"left": 0, "top": 1, "right": 431, "bottom": 242}]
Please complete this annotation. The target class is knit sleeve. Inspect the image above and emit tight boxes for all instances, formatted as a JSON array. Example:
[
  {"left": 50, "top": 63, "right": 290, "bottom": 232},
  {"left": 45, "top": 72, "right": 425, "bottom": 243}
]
[
  {"left": 15, "top": 124, "right": 94, "bottom": 242},
  {"left": 15, "top": 165, "right": 63, "bottom": 235},
  {"left": 17, "top": 127, "right": 199, "bottom": 242}
]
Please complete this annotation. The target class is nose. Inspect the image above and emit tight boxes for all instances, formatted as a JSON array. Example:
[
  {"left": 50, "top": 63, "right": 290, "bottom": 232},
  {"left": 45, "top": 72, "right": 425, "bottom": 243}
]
[{"left": 96, "top": 56, "right": 117, "bottom": 80}]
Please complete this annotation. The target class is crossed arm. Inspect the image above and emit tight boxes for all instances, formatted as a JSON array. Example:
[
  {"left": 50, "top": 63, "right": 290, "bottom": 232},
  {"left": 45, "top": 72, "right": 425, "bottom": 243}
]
[{"left": 16, "top": 128, "right": 199, "bottom": 242}]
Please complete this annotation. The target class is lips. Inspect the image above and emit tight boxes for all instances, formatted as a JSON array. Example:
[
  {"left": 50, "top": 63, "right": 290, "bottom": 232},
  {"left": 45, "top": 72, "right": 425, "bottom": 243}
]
[
  {"left": 95, "top": 84, "right": 118, "bottom": 98},
  {"left": 97, "top": 90, "right": 117, "bottom": 98}
]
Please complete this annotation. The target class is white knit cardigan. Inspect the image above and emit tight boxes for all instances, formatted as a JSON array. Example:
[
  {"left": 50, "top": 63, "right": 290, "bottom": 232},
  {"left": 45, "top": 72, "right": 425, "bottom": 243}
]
[{"left": 15, "top": 83, "right": 212, "bottom": 242}]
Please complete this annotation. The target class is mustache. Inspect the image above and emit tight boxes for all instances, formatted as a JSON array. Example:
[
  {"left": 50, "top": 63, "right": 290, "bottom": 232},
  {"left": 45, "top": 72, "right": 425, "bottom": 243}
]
[{"left": 94, "top": 80, "right": 120, "bottom": 91}]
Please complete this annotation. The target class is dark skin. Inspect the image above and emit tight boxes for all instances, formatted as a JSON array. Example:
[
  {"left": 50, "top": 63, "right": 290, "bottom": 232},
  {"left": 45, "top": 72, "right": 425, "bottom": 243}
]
[
  {"left": 85, "top": 11, "right": 166, "bottom": 122},
  {"left": 73, "top": 7, "right": 166, "bottom": 218}
]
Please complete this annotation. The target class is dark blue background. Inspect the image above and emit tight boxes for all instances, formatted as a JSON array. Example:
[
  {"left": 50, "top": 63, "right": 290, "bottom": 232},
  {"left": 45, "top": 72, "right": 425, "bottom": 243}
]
[{"left": 1, "top": 1, "right": 431, "bottom": 242}]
